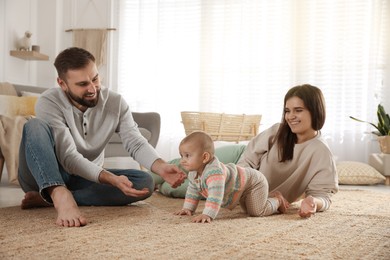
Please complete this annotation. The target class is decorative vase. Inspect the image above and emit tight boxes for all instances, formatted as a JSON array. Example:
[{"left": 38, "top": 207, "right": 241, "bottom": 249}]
[{"left": 378, "top": 136, "right": 390, "bottom": 154}]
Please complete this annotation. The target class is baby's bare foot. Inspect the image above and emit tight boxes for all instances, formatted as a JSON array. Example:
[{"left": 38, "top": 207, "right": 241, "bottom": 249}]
[{"left": 21, "top": 191, "right": 51, "bottom": 209}]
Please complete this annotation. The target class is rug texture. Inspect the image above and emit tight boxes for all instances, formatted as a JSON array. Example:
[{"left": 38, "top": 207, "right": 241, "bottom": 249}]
[{"left": 0, "top": 189, "right": 389, "bottom": 259}]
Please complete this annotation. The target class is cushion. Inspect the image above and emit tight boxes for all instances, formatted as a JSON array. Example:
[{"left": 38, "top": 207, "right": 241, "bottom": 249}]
[
  {"left": 214, "top": 144, "right": 246, "bottom": 164},
  {"left": 149, "top": 144, "right": 247, "bottom": 198},
  {"left": 0, "top": 95, "right": 38, "bottom": 117},
  {"left": 337, "top": 161, "right": 386, "bottom": 185}
]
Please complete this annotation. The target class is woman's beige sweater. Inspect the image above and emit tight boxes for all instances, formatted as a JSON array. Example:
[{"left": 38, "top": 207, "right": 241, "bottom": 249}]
[{"left": 237, "top": 123, "right": 338, "bottom": 209}]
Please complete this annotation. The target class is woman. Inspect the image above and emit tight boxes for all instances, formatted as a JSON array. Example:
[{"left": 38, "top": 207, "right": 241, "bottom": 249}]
[{"left": 237, "top": 84, "right": 338, "bottom": 218}]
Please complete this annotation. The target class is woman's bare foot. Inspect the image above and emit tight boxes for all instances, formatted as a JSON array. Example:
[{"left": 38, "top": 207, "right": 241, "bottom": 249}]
[
  {"left": 21, "top": 191, "right": 51, "bottom": 209},
  {"left": 271, "top": 191, "right": 290, "bottom": 213},
  {"left": 49, "top": 186, "right": 88, "bottom": 227}
]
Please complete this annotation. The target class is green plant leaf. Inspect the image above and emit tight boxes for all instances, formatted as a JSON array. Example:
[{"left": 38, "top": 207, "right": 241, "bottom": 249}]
[
  {"left": 349, "top": 103, "right": 390, "bottom": 136},
  {"left": 349, "top": 116, "right": 381, "bottom": 135}
]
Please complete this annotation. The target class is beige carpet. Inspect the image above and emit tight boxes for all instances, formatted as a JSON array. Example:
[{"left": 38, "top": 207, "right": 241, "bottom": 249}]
[{"left": 0, "top": 189, "right": 389, "bottom": 260}]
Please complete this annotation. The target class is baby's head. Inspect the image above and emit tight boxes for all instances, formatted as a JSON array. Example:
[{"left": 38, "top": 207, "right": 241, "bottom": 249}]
[
  {"left": 179, "top": 131, "right": 215, "bottom": 172},
  {"left": 180, "top": 131, "right": 215, "bottom": 155}
]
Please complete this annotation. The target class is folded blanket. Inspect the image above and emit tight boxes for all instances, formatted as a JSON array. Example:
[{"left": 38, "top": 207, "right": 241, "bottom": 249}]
[{"left": 0, "top": 115, "right": 32, "bottom": 185}]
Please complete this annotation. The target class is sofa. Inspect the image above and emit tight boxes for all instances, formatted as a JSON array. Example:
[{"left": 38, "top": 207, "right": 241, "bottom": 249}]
[
  {"left": 12, "top": 83, "right": 161, "bottom": 150},
  {"left": 0, "top": 82, "right": 161, "bottom": 184}
]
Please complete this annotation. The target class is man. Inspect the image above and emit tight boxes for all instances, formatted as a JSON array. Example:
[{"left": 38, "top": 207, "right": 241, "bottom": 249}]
[{"left": 18, "top": 47, "right": 186, "bottom": 227}]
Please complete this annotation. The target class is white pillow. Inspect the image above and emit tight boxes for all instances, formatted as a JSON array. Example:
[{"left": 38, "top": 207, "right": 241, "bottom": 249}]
[
  {"left": 20, "top": 91, "right": 41, "bottom": 97},
  {"left": 337, "top": 161, "right": 385, "bottom": 185}
]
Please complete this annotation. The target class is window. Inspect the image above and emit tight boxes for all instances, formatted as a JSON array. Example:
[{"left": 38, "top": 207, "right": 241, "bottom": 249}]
[{"left": 116, "top": 0, "right": 390, "bottom": 161}]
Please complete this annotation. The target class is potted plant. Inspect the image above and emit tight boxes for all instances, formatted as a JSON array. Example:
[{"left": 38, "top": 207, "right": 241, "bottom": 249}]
[{"left": 350, "top": 104, "right": 390, "bottom": 154}]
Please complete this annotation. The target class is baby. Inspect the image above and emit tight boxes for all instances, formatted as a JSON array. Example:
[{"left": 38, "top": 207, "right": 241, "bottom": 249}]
[{"left": 174, "top": 131, "right": 289, "bottom": 223}]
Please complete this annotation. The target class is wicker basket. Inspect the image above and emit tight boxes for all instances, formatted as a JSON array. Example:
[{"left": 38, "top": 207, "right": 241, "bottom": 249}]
[
  {"left": 181, "top": 111, "right": 262, "bottom": 142},
  {"left": 378, "top": 136, "right": 390, "bottom": 154}
]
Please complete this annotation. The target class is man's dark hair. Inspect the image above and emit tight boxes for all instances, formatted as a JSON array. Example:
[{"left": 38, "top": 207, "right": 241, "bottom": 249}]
[{"left": 54, "top": 47, "right": 95, "bottom": 80}]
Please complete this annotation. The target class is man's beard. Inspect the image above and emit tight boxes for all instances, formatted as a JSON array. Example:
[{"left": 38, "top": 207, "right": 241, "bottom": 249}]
[{"left": 66, "top": 88, "right": 100, "bottom": 108}]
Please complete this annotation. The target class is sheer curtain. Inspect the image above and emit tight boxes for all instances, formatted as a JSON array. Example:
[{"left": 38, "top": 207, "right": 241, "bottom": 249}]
[{"left": 116, "top": 0, "right": 390, "bottom": 162}]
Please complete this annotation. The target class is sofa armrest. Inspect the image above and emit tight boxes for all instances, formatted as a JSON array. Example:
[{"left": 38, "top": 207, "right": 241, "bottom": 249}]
[
  {"left": 104, "top": 112, "right": 161, "bottom": 158},
  {"left": 13, "top": 84, "right": 48, "bottom": 96},
  {"left": 131, "top": 112, "right": 161, "bottom": 148}
]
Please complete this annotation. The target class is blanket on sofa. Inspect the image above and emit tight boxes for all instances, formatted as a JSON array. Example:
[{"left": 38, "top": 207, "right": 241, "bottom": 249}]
[
  {"left": 0, "top": 115, "right": 32, "bottom": 185},
  {"left": 0, "top": 82, "right": 38, "bottom": 185}
]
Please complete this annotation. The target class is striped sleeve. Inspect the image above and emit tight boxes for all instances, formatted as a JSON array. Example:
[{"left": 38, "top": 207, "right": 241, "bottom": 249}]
[
  {"left": 202, "top": 169, "right": 225, "bottom": 219},
  {"left": 183, "top": 180, "right": 202, "bottom": 212},
  {"left": 316, "top": 196, "right": 330, "bottom": 212}
]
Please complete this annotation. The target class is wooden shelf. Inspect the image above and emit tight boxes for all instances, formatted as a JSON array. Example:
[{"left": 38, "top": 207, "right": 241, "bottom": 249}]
[{"left": 10, "top": 50, "right": 49, "bottom": 61}]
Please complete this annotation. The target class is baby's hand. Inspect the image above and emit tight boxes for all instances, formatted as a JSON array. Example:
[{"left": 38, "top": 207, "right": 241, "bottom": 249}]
[
  {"left": 191, "top": 214, "right": 212, "bottom": 223},
  {"left": 174, "top": 209, "right": 193, "bottom": 216}
]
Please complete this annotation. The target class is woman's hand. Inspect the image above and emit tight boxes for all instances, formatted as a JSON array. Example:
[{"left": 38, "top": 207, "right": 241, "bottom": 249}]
[{"left": 298, "top": 195, "right": 317, "bottom": 218}]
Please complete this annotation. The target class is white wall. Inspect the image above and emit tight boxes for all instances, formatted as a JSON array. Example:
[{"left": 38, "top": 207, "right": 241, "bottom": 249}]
[
  {"left": 0, "top": 0, "right": 117, "bottom": 88},
  {"left": 0, "top": 0, "right": 5, "bottom": 81}
]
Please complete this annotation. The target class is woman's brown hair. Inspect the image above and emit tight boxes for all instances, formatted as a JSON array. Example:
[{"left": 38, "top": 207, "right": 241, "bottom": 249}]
[{"left": 272, "top": 84, "right": 326, "bottom": 162}]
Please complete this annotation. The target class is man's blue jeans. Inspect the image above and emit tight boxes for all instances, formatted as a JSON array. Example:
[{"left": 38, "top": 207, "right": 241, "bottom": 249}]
[{"left": 18, "top": 118, "right": 154, "bottom": 206}]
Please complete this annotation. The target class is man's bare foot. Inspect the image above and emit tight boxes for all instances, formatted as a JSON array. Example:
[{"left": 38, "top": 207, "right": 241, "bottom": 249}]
[
  {"left": 271, "top": 191, "right": 290, "bottom": 213},
  {"left": 49, "top": 186, "right": 88, "bottom": 227},
  {"left": 21, "top": 191, "right": 51, "bottom": 209}
]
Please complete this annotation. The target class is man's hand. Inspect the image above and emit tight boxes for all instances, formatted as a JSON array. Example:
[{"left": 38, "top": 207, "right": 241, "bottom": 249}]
[
  {"left": 151, "top": 159, "right": 186, "bottom": 188},
  {"left": 99, "top": 170, "right": 149, "bottom": 197}
]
